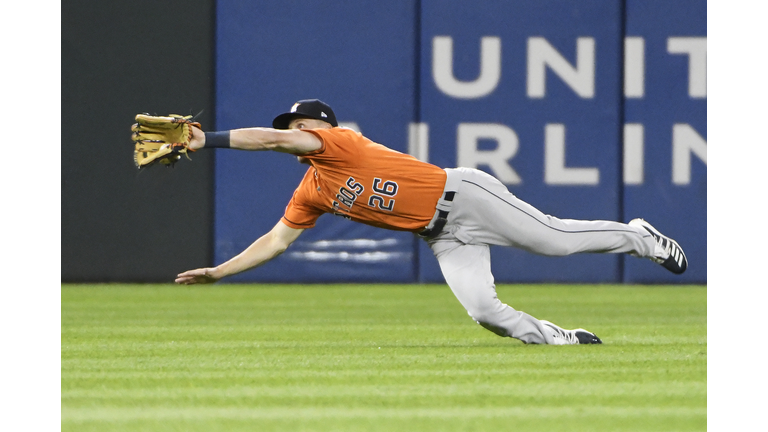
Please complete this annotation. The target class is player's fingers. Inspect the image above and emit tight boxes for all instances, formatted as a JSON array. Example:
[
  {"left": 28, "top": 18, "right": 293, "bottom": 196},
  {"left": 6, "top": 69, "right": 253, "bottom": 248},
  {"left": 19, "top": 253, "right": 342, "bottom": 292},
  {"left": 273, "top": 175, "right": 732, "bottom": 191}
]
[
  {"left": 177, "top": 268, "right": 203, "bottom": 277},
  {"left": 176, "top": 273, "right": 198, "bottom": 284},
  {"left": 175, "top": 274, "right": 195, "bottom": 283},
  {"left": 176, "top": 268, "right": 216, "bottom": 285}
]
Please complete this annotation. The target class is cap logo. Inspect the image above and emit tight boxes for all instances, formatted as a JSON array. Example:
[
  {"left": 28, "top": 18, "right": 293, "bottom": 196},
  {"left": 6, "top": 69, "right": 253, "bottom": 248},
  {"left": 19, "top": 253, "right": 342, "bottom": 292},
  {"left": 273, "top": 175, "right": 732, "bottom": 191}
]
[
  {"left": 320, "top": 111, "right": 328, "bottom": 118},
  {"left": 290, "top": 103, "right": 300, "bottom": 113}
]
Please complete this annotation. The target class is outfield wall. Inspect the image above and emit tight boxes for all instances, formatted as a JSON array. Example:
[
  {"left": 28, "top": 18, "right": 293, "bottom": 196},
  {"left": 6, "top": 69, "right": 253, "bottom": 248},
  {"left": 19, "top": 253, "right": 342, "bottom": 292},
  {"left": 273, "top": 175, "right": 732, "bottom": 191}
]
[{"left": 213, "top": 0, "right": 706, "bottom": 284}]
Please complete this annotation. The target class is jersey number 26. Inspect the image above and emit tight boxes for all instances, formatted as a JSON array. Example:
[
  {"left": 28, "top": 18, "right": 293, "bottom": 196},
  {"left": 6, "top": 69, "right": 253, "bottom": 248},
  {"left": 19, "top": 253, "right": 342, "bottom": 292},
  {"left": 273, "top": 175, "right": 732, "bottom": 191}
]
[{"left": 368, "top": 178, "right": 398, "bottom": 211}]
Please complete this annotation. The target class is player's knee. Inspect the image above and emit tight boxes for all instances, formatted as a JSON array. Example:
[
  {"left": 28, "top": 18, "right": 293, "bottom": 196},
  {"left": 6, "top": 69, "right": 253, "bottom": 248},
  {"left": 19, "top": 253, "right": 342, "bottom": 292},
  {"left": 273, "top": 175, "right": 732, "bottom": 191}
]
[
  {"left": 476, "top": 320, "right": 509, "bottom": 337},
  {"left": 546, "top": 245, "right": 573, "bottom": 256},
  {"left": 468, "top": 308, "right": 509, "bottom": 337},
  {"left": 526, "top": 239, "right": 574, "bottom": 257}
]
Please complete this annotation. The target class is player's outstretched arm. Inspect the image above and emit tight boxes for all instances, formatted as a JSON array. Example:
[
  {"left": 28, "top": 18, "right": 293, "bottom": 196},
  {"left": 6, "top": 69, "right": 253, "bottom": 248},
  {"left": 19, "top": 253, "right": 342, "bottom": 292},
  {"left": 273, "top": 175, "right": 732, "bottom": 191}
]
[
  {"left": 189, "top": 125, "right": 322, "bottom": 155},
  {"left": 175, "top": 221, "right": 304, "bottom": 285}
]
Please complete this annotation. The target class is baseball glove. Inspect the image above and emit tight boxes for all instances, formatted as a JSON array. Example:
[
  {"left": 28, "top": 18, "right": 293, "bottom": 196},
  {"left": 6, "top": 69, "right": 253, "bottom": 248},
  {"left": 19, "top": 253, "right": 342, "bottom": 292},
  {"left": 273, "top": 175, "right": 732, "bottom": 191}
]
[{"left": 131, "top": 114, "right": 201, "bottom": 168}]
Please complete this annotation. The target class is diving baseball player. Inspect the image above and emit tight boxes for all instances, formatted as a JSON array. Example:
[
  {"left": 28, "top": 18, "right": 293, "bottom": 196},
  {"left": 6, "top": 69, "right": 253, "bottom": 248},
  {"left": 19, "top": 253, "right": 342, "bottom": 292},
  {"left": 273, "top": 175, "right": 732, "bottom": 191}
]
[{"left": 172, "top": 99, "right": 688, "bottom": 345}]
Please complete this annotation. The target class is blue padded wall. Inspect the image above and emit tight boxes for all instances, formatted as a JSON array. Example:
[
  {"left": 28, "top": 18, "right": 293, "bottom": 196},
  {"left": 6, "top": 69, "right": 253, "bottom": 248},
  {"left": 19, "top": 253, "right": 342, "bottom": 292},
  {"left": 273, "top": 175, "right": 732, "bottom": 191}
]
[{"left": 214, "top": 0, "right": 706, "bottom": 284}]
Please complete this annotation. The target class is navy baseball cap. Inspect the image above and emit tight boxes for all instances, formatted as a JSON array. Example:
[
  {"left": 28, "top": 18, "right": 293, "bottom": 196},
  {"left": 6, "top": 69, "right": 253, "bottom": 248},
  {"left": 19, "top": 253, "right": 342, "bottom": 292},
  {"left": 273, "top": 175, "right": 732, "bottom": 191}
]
[{"left": 272, "top": 99, "right": 338, "bottom": 129}]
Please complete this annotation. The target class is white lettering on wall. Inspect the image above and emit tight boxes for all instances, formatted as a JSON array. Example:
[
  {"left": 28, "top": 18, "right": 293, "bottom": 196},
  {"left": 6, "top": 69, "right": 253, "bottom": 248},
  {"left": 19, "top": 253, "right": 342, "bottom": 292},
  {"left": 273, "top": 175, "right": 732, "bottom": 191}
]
[
  {"left": 623, "top": 123, "right": 644, "bottom": 184},
  {"left": 624, "top": 37, "right": 645, "bottom": 98},
  {"left": 667, "top": 37, "right": 707, "bottom": 98},
  {"left": 672, "top": 124, "right": 707, "bottom": 185},
  {"left": 432, "top": 36, "right": 501, "bottom": 99},
  {"left": 407, "top": 123, "right": 429, "bottom": 162},
  {"left": 527, "top": 37, "right": 595, "bottom": 98},
  {"left": 544, "top": 124, "right": 599, "bottom": 185},
  {"left": 457, "top": 123, "right": 521, "bottom": 184}
]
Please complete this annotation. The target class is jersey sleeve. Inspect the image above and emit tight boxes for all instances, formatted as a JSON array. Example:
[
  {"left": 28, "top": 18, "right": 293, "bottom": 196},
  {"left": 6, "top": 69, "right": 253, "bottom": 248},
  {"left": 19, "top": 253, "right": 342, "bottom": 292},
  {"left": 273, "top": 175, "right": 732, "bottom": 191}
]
[
  {"left": 280, "top": 169, "right": 325, "bottom": 229},
  {"left": 281, "top": 191, "right": 323, "bottom": 229},
  {"left": 298, "top": 128, "right": 361, "bottom": 163}
]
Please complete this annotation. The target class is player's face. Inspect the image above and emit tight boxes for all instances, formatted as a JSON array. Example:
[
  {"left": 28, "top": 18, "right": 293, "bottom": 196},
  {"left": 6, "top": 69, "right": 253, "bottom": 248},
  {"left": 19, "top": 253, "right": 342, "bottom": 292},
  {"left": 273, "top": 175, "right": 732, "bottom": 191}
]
[{"left": 288, "top": 118, "right": 332, "bottom": 130}]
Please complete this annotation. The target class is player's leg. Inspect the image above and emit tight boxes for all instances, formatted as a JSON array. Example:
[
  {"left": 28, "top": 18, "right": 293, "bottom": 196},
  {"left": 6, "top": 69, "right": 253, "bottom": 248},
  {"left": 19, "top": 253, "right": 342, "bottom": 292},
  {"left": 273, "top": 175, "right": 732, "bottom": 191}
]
[
  {"left": 446, "top": 168, "right": 677, "bottom": 266},
  {"left": 430, "top": 239, "right": 550, "bottom": 344},
  {"left": 428, "top": 238, "right": 600, "bottom": 344}
]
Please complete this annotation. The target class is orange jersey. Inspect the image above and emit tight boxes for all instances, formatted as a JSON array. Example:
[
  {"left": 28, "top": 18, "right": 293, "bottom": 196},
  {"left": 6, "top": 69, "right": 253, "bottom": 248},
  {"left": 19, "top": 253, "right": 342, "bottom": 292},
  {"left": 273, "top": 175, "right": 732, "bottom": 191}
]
[{"left": 281, "top": 128, "right": 447, "bottom": 232}]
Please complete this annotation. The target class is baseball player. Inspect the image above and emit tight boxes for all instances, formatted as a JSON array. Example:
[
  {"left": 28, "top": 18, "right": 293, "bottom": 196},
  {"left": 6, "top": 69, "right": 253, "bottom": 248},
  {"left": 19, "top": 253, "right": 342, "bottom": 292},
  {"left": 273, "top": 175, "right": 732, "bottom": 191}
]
[{"left": 174, "top": 99, "right": 688, "bottom": 345}]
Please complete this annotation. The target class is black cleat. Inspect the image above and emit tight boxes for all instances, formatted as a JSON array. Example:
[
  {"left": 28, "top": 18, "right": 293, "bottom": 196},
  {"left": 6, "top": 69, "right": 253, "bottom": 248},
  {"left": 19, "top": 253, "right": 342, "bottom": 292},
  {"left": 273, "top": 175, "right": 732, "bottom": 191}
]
[
  {"left": 574, "top": 330, "right": 603, "bottom": 344},
  {"left": 629, "top": 218, "right": 688, "bottom": 274}
]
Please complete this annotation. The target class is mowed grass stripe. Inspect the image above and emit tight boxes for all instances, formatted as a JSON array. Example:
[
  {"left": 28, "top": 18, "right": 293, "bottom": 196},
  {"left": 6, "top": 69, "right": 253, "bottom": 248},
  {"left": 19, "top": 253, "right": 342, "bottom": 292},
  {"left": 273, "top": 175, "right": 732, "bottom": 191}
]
[
  {"left": 62, "top": 406, "right": 706, "bottom": 421},
  {"left": 61, "top": 368, "right": 702, "bottom": 383},
  {"left": 63, "top": 381, "right": 705, "bottom": 399},
  {"left": 61, "top": 326, "right": 707, "bottom": 342}
]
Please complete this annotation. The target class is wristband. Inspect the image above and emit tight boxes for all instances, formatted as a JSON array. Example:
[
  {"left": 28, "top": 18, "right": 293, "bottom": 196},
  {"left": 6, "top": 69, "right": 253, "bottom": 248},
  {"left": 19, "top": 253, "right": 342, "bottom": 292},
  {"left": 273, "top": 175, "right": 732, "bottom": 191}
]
[{"left": 204, "top": 131, "right": 231, "bottom": 148}]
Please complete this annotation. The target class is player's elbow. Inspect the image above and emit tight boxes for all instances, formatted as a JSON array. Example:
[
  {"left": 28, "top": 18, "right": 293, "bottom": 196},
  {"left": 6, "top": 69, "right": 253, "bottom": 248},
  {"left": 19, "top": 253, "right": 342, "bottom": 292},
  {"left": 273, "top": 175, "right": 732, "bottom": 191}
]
[
  {"left": 267, "top": 233, "right": 293, "bottom": 257},
  {"left": 265, "top": 222, "right": 303, "bottom": 259},
  {"left": 270, "top": 240, "right": 289, "bottom": 258}
]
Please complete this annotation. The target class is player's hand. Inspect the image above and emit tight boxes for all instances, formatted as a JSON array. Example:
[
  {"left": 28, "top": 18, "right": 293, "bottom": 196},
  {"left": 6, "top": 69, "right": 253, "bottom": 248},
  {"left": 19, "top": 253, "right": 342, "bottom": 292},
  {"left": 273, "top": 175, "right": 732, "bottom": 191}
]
[
  {"left": 188, "top": 125, "right": 206, "bottom": 151},
  {"left": 175, "top": 267, "right": 219, "bottom": 285}
]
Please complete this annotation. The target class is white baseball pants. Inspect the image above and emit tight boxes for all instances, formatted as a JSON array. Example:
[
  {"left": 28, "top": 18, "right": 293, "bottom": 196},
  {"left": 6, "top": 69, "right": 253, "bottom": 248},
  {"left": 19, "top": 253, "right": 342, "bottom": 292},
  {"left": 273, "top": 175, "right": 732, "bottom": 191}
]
[{"left": 426, "top": 167, "right": 656, "bottom": 344}]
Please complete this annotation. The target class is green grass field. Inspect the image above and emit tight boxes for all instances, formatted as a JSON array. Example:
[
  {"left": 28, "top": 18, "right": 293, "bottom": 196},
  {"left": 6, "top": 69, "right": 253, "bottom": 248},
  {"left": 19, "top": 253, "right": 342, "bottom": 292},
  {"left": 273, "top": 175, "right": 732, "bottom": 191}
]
[{"left": 61, "top": 284, "right": 706, "bottom": 432}]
